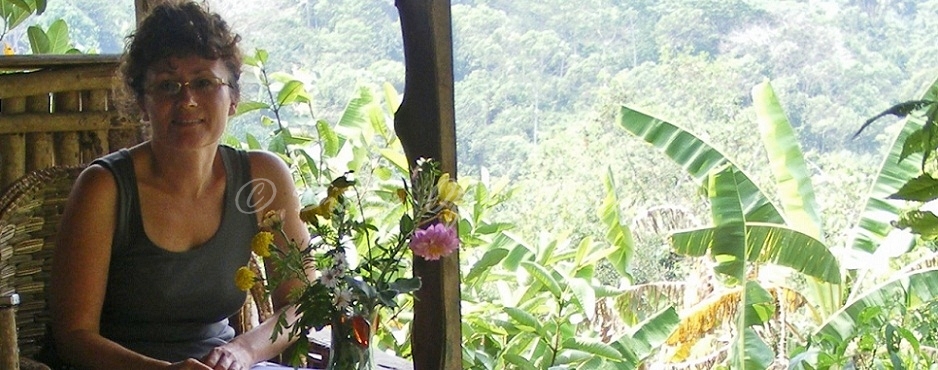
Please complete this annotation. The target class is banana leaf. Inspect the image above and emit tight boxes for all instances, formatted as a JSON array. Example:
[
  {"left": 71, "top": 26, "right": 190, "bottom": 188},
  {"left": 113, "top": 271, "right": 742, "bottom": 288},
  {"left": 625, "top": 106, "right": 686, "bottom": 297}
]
[
  {"left": 752, "top": 80, "right": 824, "bottom": 240},
  {"left": 708, "top": 165, "right": 747, "bottom": 282},
  {"left": 618, "top": 106, "right": 783, "bottom": 224},
  {"left": 671, "top": 223, "right": 840, "bottom": 284},
  {"left": 849, "top": 77, "right": 938, "bottom": 254}
]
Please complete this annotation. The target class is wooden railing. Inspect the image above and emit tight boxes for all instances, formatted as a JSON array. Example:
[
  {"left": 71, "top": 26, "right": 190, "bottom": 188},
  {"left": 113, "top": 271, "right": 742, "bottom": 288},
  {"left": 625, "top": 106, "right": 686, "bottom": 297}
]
[{"left": 0, "top": 55, "right": 146, "bottom": 191}]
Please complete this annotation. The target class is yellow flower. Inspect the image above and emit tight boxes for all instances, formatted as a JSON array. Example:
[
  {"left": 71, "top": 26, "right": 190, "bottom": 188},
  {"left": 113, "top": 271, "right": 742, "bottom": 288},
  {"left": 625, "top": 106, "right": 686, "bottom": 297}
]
[
  {"left": 316, "top": 196, "right": 337, "bottom": 219},
  {"left": 439, "top": 208, "right": 458, "bottom": 225},
  {"left": 260, "top": 209, "right": 284, "bottom": 230},
  {"left": 235, "top": 266, "right": 256, "bottom": 291},
  {"left": 251, "top": 231, "right": 274, "bottom": 257},
  {"left": 436, "top": 173, "right": 463, "bottom": 204},
  {"left": 299, "top": 204, "right": 319, "bottom": 225}
]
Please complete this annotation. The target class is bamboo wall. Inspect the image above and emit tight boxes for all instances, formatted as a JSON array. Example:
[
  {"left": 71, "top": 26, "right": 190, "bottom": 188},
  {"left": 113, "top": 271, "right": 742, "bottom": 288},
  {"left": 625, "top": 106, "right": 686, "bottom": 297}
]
[{"left": 0, "top": 55, "right": 146, "bottom": 191}]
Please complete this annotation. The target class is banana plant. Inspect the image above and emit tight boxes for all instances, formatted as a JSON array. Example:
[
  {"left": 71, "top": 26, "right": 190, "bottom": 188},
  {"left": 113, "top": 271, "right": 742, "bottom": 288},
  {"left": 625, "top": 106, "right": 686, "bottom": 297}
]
[
  {"left": 616, "top": 77, "right": 938, "bottom": 367},
  {"left": 618, "top": 81, "right": 843, "bottom": 313},
  {"left": 613, "top": 79, "right": 936, "bottom": 367}
]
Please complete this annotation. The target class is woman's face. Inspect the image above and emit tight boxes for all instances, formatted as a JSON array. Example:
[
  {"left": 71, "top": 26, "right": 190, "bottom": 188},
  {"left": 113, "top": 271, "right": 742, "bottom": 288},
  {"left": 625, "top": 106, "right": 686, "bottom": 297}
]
[{"left": 139, "top": 55, "right": 237, "bottom": 151}]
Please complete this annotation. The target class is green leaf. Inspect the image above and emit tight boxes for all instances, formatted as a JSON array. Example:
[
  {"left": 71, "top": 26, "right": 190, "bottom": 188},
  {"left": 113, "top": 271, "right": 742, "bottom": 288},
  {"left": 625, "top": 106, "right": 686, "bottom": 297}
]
[
  {"left": 235, "top": 101, "right": 270, "bottom": 116},
  {"left": 466, "top": 248, "right": 509, "bottom": 283},
  {"left": 671, "top": 223, "right": 841, "bottom": 284},
  {"left": 503, "top": 354, "right": 537, "bottom": 370},
  {"left": 504, "top": 307, "right": 542, "bottom": 333},
  {"left": 743, "top": 281, "right": 775, "bottom": 326},
  {"left": 379, "top": 148, "right": 408, "bottom": 173},
  {"left": 241, "top": 134, "right": 260, "bottom": 151},
  {"left": 255, "top": 49, "right": 269, "bottom": 65},
  {"left": 520, "top": 261, "right": 562, "bottom": 298},
  {"left": 26, "top": 25, "right": 49, "bottom": 54},
  {"left": 729, "top": 328, "right": 774, "bottom": 370},
  {"left": 45, "top": 19, "right": 70, "bottom": 53},
  {"left": 500, "top": 233, "right": 533, "bottom": 271},
  {"left": 625, "top": 306, "right": 680, "bottom": 360},
  {"left": 600, "top": 168, "right": 634, "bottom": 277},
  {"left": 2, "top": 0, "right": 35, "bottom": 30},
  {"left": 276, "top": 80, "right": 310, "bottom": 106},
  {"left": 753, "top": 80, "right": 823, "bottom": 240},
  {"left": 337, "top": 88, "right": 374, "bottom": 134},
  {"left": 561, "top": 337, "right": 621, "bottom": 359},
  {"left": 850, "top": 76, "right": 935, "bottom": 254},
  {"left": 894, "top": 210, "right": 938, "bottom": 240},
  {"left": 889, "top": 173, "right": 938, "bottom": 202},
  {"left": 567, "top": 277, "right": 596, "bottom": 321},
  {"left": 399, "top": 214, "right": 414, "bottom": 235},
  {"left": 618, "top": 105, "right": 782, "bottom": 223},
  {"left": 388, "top": 277, "right": 421, "bottom": 294},
  {"left": 316, "top": 119, "right": 340, "bottom": 157},
  {"left": 708, "top": 165, "right": 747, "bottom": 282},
  {"left": 816, "top": 268, "right": 938, "bottom": 344}
]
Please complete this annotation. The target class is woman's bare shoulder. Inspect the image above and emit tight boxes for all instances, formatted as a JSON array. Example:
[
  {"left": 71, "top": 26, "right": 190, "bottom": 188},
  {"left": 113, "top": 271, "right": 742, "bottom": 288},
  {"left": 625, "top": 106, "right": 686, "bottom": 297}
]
[{"left": 245, "top": 150, "right": 292, "bottom": 181}]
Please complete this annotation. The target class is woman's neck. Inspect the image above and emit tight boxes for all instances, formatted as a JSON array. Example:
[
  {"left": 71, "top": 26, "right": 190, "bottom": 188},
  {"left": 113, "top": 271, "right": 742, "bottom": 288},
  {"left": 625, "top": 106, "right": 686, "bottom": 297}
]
[{"left": 143, "top": 142, "right": 222, "bottom": 198}]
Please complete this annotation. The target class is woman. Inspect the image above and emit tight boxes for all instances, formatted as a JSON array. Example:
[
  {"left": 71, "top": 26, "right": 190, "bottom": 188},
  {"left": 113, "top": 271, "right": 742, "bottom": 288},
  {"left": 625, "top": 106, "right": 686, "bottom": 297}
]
[{"left": 46, "top": 1, "right": 312, "bottom": 369}]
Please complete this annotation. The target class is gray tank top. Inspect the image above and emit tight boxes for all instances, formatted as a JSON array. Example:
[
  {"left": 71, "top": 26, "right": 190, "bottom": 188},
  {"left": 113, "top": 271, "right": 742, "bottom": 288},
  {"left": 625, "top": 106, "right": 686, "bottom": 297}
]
[{"left": 92, "top": 145, "right": 257, "bottom": 362}]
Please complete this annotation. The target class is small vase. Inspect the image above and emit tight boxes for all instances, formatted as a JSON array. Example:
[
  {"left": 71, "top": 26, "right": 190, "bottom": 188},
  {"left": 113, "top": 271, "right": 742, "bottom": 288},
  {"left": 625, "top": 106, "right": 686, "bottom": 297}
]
[{"left": 326, "top": 309, "right": 378, "bottom": 370}]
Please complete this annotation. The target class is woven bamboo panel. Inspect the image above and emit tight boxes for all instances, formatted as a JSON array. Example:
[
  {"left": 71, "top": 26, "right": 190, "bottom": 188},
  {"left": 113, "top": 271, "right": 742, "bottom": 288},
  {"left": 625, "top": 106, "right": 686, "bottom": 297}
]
[
  {"left": 0, "top": 55, "right": 146, "bottom": 191},
  {"left": 0, "top": 165, "right": 82, "bottom": 360}
]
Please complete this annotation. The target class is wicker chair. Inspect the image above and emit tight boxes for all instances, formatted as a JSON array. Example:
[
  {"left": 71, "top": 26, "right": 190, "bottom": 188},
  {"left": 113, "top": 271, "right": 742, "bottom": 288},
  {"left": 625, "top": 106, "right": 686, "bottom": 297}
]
[{"left": 0, "top": 165, "right": 327, "bottom": 369}]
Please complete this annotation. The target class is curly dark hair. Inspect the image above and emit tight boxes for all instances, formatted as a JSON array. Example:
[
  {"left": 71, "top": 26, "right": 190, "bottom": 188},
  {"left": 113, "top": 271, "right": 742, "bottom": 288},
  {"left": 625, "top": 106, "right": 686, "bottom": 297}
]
[{"left": 118, "top": 0, "right": 243, "bottom": 102}]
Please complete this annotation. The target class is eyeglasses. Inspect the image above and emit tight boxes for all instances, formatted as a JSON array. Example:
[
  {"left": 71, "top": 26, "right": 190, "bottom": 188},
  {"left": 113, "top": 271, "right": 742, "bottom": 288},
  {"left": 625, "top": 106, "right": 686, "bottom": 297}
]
[{"left": 145, "top": 77, "right": 230, "bottom": 98}]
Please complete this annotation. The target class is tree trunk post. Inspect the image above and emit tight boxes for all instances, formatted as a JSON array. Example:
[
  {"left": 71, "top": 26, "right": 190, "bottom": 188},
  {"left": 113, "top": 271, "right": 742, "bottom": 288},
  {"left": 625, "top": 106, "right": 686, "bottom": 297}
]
[{"left": 394, "top": 0, "right": 461, "bottom": 369}]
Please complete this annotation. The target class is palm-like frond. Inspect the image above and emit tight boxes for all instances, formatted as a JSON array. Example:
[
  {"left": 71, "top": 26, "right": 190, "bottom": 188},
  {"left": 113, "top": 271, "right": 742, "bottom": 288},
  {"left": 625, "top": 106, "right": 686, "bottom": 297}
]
[
  {"left": 618, "top": 106, "right": 783, "bottom": 223},
  {"left": 850, "top": 77, "right": 938, "bottom": 254},
  {"left": 753, "top": 81, "right": 824, "bottom": 240}
]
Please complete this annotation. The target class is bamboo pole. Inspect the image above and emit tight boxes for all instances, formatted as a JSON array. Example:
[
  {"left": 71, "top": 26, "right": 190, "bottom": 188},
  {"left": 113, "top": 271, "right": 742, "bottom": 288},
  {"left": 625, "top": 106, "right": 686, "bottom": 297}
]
[
  {"left": 86, "top": 90, "right": 110, "bottom": 159},
  {"left": 53, "top": 91, "right": 82, "bottom": 166},
  {"left": 0, "top": 97, "right": 27, "bottom": 190},
  {"left": 0, "top": 63, "right": 118, "bottom": 100},
  {"left": 25, "top": 95, "right": 54, "bottom": 172}
]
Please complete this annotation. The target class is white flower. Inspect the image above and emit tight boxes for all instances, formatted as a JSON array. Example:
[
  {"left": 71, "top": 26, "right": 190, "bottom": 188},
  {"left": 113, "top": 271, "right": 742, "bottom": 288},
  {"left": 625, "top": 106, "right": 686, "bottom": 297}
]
[
  {"left": 319, "top": 269, "right": 339, "bottom": 288},
  {"left": 334, "top": 251, "right": 349, "bottom": 272},
  {"left": 334, "top": 289, "right": 353, "bottom": 310}
]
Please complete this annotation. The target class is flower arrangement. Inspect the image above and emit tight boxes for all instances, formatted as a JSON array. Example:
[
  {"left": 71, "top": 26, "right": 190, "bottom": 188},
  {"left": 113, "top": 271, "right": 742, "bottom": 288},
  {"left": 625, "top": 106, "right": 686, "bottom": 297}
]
[{"left": 235, "top": 158, "right": 462, "bottom": 369}]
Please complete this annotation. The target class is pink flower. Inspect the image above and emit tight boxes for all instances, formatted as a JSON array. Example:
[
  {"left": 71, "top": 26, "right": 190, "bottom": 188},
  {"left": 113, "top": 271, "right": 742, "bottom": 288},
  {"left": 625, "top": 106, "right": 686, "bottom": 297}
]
[{"left": 409, "top": 223, "right": 459, "bottom": 261}]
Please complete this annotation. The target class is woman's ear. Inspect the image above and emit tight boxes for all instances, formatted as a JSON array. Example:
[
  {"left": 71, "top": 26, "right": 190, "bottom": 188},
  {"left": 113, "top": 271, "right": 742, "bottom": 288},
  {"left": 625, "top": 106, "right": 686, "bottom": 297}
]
[{"left": 229, "top": 101, "right": 237, "bottom": 116}]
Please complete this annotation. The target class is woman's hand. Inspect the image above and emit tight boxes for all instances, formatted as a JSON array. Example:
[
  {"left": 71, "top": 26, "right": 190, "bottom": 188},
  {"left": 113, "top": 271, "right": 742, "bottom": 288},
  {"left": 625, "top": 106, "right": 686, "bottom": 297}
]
[
  {"left": 200, "top": 343, "right": 252, "bottom": 370},
  {"left": 166, "top": 359, "right": 213, "bottom": 370}
]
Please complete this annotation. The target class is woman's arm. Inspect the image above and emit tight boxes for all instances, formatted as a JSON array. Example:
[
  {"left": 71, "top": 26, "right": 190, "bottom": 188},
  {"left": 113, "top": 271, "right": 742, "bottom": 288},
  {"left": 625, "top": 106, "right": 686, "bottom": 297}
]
[
  {"left": 49, "top": 165, "right": 207, "bottom": 370},
  {"left": 201, "top": 151, "right": 312, "bottom": 368}
]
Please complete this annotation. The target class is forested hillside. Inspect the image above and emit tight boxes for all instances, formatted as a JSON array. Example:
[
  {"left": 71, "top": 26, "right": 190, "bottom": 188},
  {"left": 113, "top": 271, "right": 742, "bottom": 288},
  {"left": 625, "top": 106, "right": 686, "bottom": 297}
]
[{"left": 12, "top": 0, "right": 936, "bottom": 283}]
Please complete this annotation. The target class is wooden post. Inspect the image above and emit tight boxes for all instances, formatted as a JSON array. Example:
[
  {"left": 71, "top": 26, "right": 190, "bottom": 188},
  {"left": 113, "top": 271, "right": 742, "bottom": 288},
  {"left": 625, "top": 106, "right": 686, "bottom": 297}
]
[{"left": 394, "top": 0, "right": 461, "bottom": 369}]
